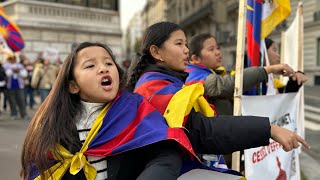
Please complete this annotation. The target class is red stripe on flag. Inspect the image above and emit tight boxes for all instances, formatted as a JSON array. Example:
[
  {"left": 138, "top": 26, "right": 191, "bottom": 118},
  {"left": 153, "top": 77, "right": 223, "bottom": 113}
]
[
  {"left": 167, "top": 128, "right": 197, "bottom": 160},
  {"left": 135, "top": 80, "right": 171, "bottom": 100}
]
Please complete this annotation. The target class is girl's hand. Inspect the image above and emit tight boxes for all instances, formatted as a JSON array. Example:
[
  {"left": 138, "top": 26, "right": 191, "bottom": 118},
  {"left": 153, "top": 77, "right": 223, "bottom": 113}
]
[
  {"left": 264, "top": 64, "right": 295, "bottom": 76},
  {"left": 291, "top": 72, "right": 308, "bottom": 85},
  {"left": 270, "top": 125, "right": 311, "bottom": 152}
]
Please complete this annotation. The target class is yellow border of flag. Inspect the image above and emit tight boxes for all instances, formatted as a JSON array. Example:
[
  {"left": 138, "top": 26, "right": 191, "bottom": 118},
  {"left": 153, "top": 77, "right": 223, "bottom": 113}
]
[{"left": 261, "top": 0, "right": 291, "bottom": 39}]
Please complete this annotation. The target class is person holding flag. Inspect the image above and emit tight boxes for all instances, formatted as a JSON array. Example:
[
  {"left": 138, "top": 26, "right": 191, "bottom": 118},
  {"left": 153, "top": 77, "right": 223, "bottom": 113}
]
[
  {"left": 185, "top": 33, "right": 297, "bottom": 115},
  {"left": 264, "top": 37, "right": 307, "bottom": 93},
  {"left": 245, "top": 0, "right": 292, "bottom": 95}
]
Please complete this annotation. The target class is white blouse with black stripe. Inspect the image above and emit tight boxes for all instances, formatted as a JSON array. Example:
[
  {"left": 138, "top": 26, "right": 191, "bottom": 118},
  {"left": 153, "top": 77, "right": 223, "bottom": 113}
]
[{"left": 76, "top": 101, "right": 107, "bottom": 180}]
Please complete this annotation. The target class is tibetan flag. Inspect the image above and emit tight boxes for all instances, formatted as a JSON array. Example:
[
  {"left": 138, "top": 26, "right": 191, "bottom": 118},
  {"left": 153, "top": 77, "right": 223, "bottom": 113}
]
[
  {"left": 134, "top": 70, "right": 234, "bottom": 173},
  {"left": 246, "top": 0, "right": 262, "bottom": 67},
  {"left": 245, "top": 0, "right": 263, "bottom": 95},
  {"left": 29, "top": 90, "right": 242, "bottom": 179},
  {"left": 0, "top": 6, "right": 24, "bottom": 52},
  {"left": 85, "top": 90, "right": 194, "bottom": 156},
  {"left": 30, "top": 90, "right": 196, "bottom": 179},
  {"left": 261, "top": 0, "right": 291, "bottom": 39},
  {"left": 185, "top": 64, "right": 213, "bottom": 85},
  {"left": 134, "top": 71, "right": 183, "bottom": 115}
]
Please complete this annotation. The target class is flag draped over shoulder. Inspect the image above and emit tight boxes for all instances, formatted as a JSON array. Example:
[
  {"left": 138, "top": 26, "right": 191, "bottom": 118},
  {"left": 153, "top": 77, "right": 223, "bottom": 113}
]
[
  {"left": 85, "top": 90, "right": 194, "bottom": 156},
  {"left": 185, "top": 64, "right": 213, "bottom": 85},
  {"left": 31, "top": 90, "right": 243, "bottom": 179},
  {"left": 0, "top": 6, "right": 24, "bottom": 52},
  {"left": 134, "top": 71, "right": 216, "bottom": 124},
  {"left": 261, "top": 0, "right": 291, "bottom": 40},
  {"left": 246, "top": 0, "right": 262, "bottom": 67},
  {"left": 135, "top": 72, "right": 180, "bottom": 115},
  {"left": 134, "top": 71, "right": 240, "bottom": 176},
  {"left": 31, "top": 91, "right": 196, "bottom": 179}
]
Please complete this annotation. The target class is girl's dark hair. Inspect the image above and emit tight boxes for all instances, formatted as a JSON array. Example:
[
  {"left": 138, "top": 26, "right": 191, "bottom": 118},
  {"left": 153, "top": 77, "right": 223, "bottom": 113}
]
[
  {"left": 189, "top": 33, "right": 214, "bottom": 57},
  {"left": 265, "top": 37, "right": 274, "bottom": 50},
  {"left": 20, "top": 42, "right": 124, "bottom": 179},
  {"left": 126, "top": 22, "right": 182, "bottom": 92}
]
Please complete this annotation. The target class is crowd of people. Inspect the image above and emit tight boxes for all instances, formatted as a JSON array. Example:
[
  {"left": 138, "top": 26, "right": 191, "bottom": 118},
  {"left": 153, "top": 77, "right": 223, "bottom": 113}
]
[
  {"left": 18, "top": 22, "right": 310, "bottom": 180},
  {"left": 0, "top": 53, "right": 60, "bottom": 121}
]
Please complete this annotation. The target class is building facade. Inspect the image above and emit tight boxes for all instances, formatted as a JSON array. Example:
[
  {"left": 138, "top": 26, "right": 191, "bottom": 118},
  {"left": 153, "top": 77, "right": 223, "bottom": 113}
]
[
  {"left": 142, "top": 0, "right": 167, "bottom": 29},
  {"left": 124, "top": 10, "right": 143, "bottom": 59},
  {"left": 124, "top": 0, "right": 166, "bottom": 57},
  {"left": 1, "top": 0, "right": 122, "bottom": 64}
]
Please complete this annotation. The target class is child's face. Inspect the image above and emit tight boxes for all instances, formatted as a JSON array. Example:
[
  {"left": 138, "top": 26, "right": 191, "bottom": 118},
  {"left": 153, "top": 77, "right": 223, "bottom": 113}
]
[
  {"left": 267, "top": 43, "right": 280, "bottom": 65},
  {"left": 70, "top": 46, "right": 120, "bottom": 103},
  {"left": 199, "top": 37, "right": 222, "bottom": 70},
  {"left": 157, "top": 30, "right": 189, "bottom": 72}
]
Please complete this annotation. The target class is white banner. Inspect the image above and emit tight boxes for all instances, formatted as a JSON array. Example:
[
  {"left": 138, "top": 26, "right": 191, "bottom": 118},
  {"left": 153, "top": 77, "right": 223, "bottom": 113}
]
[
  {"left": 282, "top": 1, "right": 305, "bottom": 140},
  {"left": 242, "top": 93, "right": 300, "bottom": 180},
  {"left": 43, "top": 47, "right": 59, "bottom": 63}
]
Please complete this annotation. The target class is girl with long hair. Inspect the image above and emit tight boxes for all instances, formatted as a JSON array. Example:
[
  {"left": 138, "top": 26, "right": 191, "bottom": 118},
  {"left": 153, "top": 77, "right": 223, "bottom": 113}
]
[{"left": 21, "top": 42, "right": 202, "bottom": 180}]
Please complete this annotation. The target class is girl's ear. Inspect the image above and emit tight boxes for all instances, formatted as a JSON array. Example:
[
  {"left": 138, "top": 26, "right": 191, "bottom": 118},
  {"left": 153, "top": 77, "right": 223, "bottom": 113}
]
[
  {"left": 68, "top": 80, "right": 80, "bottom": 94},
  {"left": 190, "top": 54, "right": 201, "bottom": 64},
  {"left": 149, "top": 45, "right": 162, "bottom": 61}
]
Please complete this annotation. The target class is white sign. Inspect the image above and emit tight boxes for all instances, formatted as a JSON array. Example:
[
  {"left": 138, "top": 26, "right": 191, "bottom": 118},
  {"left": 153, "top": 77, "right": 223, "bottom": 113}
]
[
  {"left": 43, "top": 47, "right": 59, "bottom": 63},
  {"left": 242, "top": 93, "right": 300, "bottom": 180}
]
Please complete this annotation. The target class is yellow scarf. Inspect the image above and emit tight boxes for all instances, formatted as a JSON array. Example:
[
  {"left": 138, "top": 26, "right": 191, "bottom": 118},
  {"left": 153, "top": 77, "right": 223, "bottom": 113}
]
[
  {"left": 164, "top": 83, "right": 215, "bottom": 127},
  {"left": 35, "top": 103, "right": 111, "bottom": 180}
]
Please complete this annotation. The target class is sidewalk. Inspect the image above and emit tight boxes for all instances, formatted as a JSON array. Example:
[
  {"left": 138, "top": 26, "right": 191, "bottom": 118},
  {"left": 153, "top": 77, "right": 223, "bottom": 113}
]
[{"left": 300, "top": 150, "right": 320, "bottom": 180}]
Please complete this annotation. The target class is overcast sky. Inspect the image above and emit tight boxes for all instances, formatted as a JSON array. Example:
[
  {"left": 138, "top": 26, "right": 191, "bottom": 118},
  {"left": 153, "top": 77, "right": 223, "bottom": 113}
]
[{"left": 120, "top": 0, "right": 146, "bottom": 31}]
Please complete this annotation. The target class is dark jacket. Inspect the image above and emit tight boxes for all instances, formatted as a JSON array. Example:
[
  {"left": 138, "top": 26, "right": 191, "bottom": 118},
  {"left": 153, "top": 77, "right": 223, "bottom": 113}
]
[{"left": 0, "top": 64, "right": 7, "bottom": 92}]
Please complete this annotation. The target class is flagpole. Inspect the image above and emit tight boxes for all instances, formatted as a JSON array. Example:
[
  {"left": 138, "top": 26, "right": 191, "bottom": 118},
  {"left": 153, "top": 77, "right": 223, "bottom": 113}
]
[
  {"left": 297, "top": 2, "right": 303, "bottom": 70},
  {"left": 280, "top": 31, "right": 286, "bottom": 83},
  {"left": 232, "top": 0, "right": 247, "bottom": 171}
]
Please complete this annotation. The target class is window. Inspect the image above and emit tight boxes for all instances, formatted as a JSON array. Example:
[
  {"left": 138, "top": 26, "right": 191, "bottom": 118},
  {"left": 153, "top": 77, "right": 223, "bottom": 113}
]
[
  {"left": 315, "top": 76, "right": 320, "bottom": 85},
  {"left": 35, "top": 0, "right": 116, "bottom": 10}
]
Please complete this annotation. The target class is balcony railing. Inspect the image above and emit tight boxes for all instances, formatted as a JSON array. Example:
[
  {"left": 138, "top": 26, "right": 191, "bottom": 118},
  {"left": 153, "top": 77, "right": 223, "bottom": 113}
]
[{"left": 2, "top": 0, "right": 121, "bottom": 34}]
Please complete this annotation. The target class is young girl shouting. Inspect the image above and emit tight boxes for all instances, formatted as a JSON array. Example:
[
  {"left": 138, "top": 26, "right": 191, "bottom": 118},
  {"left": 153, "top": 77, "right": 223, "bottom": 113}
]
[{"left": 21, "top": 42, "right": 203, "bottom": 180}]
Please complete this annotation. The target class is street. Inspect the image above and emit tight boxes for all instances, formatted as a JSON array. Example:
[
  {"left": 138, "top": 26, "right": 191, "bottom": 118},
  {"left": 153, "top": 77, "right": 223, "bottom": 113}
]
[
  {"left": 0, "top": 87, "right": 319, "bottom": 180},
  {"left": 0, "top": 111, "right": 32, "bottom": 180}
]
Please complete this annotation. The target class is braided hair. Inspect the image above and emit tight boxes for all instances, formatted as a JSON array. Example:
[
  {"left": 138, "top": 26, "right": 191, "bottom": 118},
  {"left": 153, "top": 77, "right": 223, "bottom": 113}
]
[{"left": 126, "top": 22, "right": 182, "bottom": 92}]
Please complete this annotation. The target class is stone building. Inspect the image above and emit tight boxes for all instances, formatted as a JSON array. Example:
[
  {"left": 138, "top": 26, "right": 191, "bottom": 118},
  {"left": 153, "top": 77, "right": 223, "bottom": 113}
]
[
  {"left": 125, "top": 10, "right": 143, "bottom": 58},
  {"left": 142, "top": 0, "right": 167, "bottom": 29},
  {"left": 1, "top": 0, "right": 122, "bottom": 64}
]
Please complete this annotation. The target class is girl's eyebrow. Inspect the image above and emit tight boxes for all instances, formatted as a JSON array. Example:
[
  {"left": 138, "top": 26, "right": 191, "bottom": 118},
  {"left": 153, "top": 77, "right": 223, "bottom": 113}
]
[
  {"left": 104, "top": 56, "right": 113, "bottom": 60},
  {"left": 174, "top": 38, "right": 186, "bottom": 42},
  {"left": 81, "top": 58, "right": 94, "bottom": 65}
]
